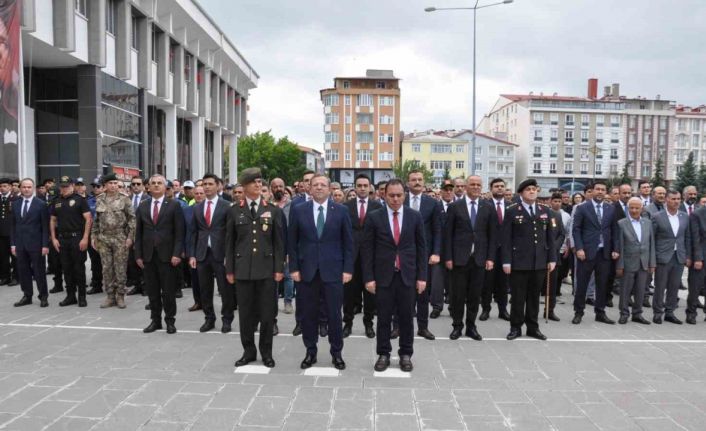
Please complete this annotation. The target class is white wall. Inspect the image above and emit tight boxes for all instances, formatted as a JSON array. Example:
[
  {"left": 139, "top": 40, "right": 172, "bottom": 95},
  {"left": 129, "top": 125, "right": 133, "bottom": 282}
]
[
  {"left": 33, "top": 0, "right": 54, "bottom": 45},
  {"left": 72, "top": 14, "right": 88, "bottom": 62},
  {"left": 105, "top": 33, "right": 116, "bottom": 76}
]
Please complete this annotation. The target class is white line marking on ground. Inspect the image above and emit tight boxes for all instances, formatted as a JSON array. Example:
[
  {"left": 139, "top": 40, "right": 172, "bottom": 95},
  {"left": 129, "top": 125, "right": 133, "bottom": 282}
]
[
  {"left": 303, "top": 367, "right": 340, "bottom": 377},
  {"left": 374, "top": 368, "right": 411, "bottom": 378},
  {"left": 234, "top": 365, "right": 270, "bottom": 374}
]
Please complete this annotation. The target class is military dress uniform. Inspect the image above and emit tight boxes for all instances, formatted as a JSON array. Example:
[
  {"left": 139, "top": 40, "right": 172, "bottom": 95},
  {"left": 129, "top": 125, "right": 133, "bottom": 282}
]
[
  {"left": 502, "top": 180, "right": 558, "bottom": 340},
  {"left": 50, "top": 188, "right": 91, "bottom": 307},
  {"left": 91, "top": 177, "right": 135, "bottom": 308}
]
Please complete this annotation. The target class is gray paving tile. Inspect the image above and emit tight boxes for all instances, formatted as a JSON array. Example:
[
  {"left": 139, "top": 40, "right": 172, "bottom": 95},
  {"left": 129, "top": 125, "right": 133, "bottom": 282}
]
[
  {"left": 44, "top": 416, "right": 100, "bottom": 431},
  {"left": 632, "top": 417, "right": 688, "bottom": 431},
  {"left": 375, "top": 388, "right": 414, "bottom": 414},
  {"left": 139, "top": 420, "right": 189, "bottom": 430},
  {"left": 152, "top": 393, "right": 211, "bottom": 423},
  {"left": 282, "top": 412, "right": 329, "bottom": 431},
  {"left": 240, "top": 396, "right": 291, "bottom": 427},
  {"left": 376, "top": 413, "right": 420, "bottom": 431},
  {"left": 68, "top": 389, "right": 132, "bottom": 419},
  {"left": 89, "top": 404, "right": 158, "bottom": 431},
  {"left": 548, "top": 416, "right": 600, "bottom": 431},
  {"left": 330, "top": 398, "right": 373, "bottom": 430},
  {"left": 24, "top": 399, "right": 77, "bottom": 420},
  {"left": 208, "top": 384, "right": 259, "bottom": 409},
  {"left": 526, "top": 391, "right": 584, "bottom": 417},
  {"left": 0, "top": 385, "right": 57, "bottom": 414},
  {"left": 291, "top": 387, "right": 333, "bottom": 413},
  {"left": 127, "top": 381, "right": 186, "bottom": 406},
  {"left": 50, "top": 377, "right": 110, "bottom": 402},
  {"left": 416, "top": 400, "right": 465, "bottom": 430},
  {"left": 191, "top": 409, "right": 242, "bottom": 431}
]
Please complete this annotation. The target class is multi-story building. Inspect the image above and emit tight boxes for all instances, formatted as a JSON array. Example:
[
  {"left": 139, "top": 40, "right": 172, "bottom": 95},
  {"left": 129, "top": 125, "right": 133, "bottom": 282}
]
[
  {"left": 298, "top": 145, "right": 325, "bottom": 174},
  {"left": 401, "top": 134, "right": 469, "bottom": 186},
  {"left": 670, "top": 105, "right": 706, "bottom": 178},
  {"left": 449, "top": 130, "right": 517, "bottom": 191},
  {"left": 7, "top": 0, "right": 257, "bottom": 183},
  {"left": 320, "top": 69, "right": 400, "bottom": 187}
]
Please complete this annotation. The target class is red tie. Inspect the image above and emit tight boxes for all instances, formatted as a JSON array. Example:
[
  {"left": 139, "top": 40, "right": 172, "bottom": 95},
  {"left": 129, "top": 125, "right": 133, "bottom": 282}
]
[
  {"left": 496, "top": 202, "right": 503, "bottom": 224},
  {"left": 689, "top": 205, "right": 693, "bottom": 216},
  {"left": 205, "top": 200, "right": 212, "bottom": 226},
  {"left": 359, "top": 199, "right": 366, "bottom": 226},
  {"left": 393, "top": 211, "right": 401, "bottom": 270},
  {"left": 152, "top": 200, "right": 160, "bottom": 224}
]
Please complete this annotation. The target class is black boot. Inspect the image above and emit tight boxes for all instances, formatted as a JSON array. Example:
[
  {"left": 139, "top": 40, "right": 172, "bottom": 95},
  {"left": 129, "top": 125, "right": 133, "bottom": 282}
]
[{"left": 78, "top": 286, "right": 87, "bottom": 307}]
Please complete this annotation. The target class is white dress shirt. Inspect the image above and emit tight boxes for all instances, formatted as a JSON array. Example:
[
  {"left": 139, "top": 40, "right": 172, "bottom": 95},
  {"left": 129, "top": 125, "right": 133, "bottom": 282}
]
[
  {"left": 466, "top": 196, "right": 479, "bottom": 221},
  {"left": 203, "top": 195, "right": 219, "bottom": 218},
  {"left": 387, "top": 205, "right": 403, "bottom": 235},
  {"left": 313, "top": 200, "right": 328, "bottom": 223},
  {"left": 151, "top": 196, "right": 164, "bottom": 219},
  {"left": 521, "top": 200, "right": 535, "bottom": 216},
  {"left": 630, "top": 216, "right": 642, "bottom": 243},
  {"left": 357, "top": 196, "right": 369, "bottom": 219},
  {"left": 667, "top": 210, "right": 680, "bottom": 250},
  {"left": 410, "top": 193, "right": 422, "bottom": 211}
]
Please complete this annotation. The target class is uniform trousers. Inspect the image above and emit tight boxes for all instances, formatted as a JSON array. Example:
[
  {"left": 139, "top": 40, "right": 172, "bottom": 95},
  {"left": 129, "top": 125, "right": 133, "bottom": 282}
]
[
  {"left": 87, "top": 241, "right": 102, "bottom": 288},
  {"left": 16, "top": 248, "right": 48, "bottom": 299},
  {"left": 143, "top": 259, "right": 177, "bottom": 324},
  {"left": 450, "top": 259, "right": 485, "bottom": 329},
  {"left": 509, "top": 269, "right": 545, "bottom": 331},
  {"left": 574, "top": 250, "right": 611, "bottom": 314},
  {"left": 653, "top": 252, "right": 683, "bottom": 318},
  {"left": 0, "top": 235, "right": 11, "bottom": 280},
  {"left": 48, "top": 246, "right": 62, "bottom": 288},
  {"left": 197, "top": 248, "right": 233, "bottom": 323},
  {"left": 376, "top": 272, "right": 415, "bottom": 357},
  {"left": 299, "top": 272, "right": 343, "bottom": 357},
  {"left": 58, "top": 235, "right": 87, "bottom": 295},
  {"left": 237, "top": 278, "right": 276, "bottom": 359}
]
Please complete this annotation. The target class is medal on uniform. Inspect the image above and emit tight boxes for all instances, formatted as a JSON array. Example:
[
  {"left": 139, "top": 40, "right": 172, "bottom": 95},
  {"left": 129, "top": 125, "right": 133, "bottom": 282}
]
[
  {"left": 69, "top": 199, "right": 75, "bottom": 207},
  {"left": 262, "top": 223, "right": 268, "bottom": 232},
  {"left": 551, "top": 218, "right": 556, "bottom": 228}
]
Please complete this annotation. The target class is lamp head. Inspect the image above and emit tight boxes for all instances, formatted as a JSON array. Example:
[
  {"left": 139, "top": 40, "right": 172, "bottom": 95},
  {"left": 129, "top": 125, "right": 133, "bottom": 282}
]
[
  {"left": 424, "top": 7, "right": 436, "bottom": 12},
  {"left": 503, "top": 0, "right": 513, "bottom": 3}
]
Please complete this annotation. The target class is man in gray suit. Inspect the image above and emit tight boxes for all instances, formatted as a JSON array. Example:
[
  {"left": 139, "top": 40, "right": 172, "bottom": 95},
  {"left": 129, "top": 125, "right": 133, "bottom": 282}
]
[
  {"left": 652, "top": 189, "right": 691, "bottom": 324},
  {"left": 616, "top": 197, "right": 655, "bottom": 324},
  {"left": 642, "top": 186, "right": 666, "bottom": 219},
  {"left": 680, "top": 185, "right": 700, "bottom": 215}
]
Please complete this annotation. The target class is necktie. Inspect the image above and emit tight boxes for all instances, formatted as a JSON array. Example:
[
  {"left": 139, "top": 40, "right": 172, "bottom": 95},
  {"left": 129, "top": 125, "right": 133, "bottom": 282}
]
[
  {"left": 393, "top": 211, "right": 401, "bottom": 270},
  {"left": 596, "top": 203, "right": 602, "bottom": 223},
  {"left": 152, "top": 200, "right": 160, "bottom": 224},
  {"left": 496, "top": 201, "right": 503, "bottom": 224},
  {"left": 250, "top": 201, "right": 257, "bottom": 219},
  {"left": 205, "top": 200, "right": 212, "bottom": 226},
  {"left": 359, "top": 199, "right": 366, "bottom": 226},
  {"left": 22, "top": 199, "right": 29, "bottom": 218},
  {"left": 689, "top": 205, "right": 693, "bottom": 216},
  {"left": 529, "top": 204, "right": 535, "bottom": 218},
  {"left": 316, "top": 205, "right": 325, "bottom": 238},
  {"left": 413, "top": 195, "right": 419, "bottom": 211},
  {"left": 133, "top": 195, "right": 139, "bottom": 209},
  {"left": 470, "top": 200, "right": 477, "bottom": 228}
]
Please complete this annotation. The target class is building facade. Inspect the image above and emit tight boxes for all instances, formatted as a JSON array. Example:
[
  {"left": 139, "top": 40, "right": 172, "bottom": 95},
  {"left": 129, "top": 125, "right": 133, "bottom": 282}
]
[
  {"left": 449, "top": 131, "right": 517, "bottom": 192},
  {"left": 671, "top": 105, "right": 706, "bottom": 178},
  {"left": 298, "top": 145, "right": 324, "bottom": 174},
  {"left": 320, "top": 69, "right": 400, "bottom": 187},
  {"left": 13, "top": 0, "right": 257, "bottom": 183},
  {"left": 401, "top": 134, "right": 469, "bottom": 186}
]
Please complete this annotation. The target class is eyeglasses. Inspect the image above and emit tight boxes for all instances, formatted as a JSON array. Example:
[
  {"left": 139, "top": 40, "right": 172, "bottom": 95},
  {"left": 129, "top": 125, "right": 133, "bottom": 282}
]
[{"left": 131, "top": 183, "right": 142, "bottom": 186}]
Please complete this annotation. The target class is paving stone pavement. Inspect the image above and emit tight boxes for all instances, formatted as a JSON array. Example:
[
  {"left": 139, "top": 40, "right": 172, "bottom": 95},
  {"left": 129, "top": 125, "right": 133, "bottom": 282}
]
[{"left": 1, "top": 281, "right": 706, "bottom": 430}]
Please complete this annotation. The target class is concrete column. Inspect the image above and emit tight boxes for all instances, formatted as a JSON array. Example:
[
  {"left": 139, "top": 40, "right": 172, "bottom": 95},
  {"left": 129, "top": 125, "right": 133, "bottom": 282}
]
[
  {"left": 233, "top": 96, "right": 241, "bottom": 136},
  {"left": 227, "top": 134, "right": 238, "bottom": 184},
  {"left": 210, "top": 75, "right": 219, "bottom": 125},
  {"left": 77, "top": 65, "right": 102, "bottom": 179},
  {"left": 164, "top": 105, "right": 178, "bottom": 179},
  {"left": 137, "top": 18, "right": 152, "bottom": 90},
  {"left": 220, "top": 82, "right": 227, "bottom": 127},
  {"left": 212, "top": 127, "right": 223, "bottom": 177},
  {"left": 53, "top": 0, "right": 75, "bottom": 51},
  {"left": 186, "top": 54, "right": 197, "bottom": 113},
  {"left": 139, "top": 89, "right": 148, "bottom": 174},
  {"left": 21, "top": 0, "right": 36, "bottom": 31},
  {"left": 156, "top": 31, "right": 169, "bottom": 99},
  {"left": 190, "top": 117, "right": 205, "bottom": 179},
  {"left": 87, "top": 0, "right": 106, "bottom": 66},
  {"left": 21, "top": 107, "right": 36, "bottom": 179},
  {"left": 172, "top": 45, "right": 185, "bottom": 106},
  {"left": 115, "top": 0, "right": 131, "bottom": 78},
  {"left": 240, "top": 96, "right": 248, "bottom": 136},
  {"left": 198, "top": 67, "right": 211, "bottom": 119}
]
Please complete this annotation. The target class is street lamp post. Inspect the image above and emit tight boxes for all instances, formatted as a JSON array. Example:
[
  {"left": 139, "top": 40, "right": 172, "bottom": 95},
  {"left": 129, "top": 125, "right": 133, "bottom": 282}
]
[{"left": 425, "top": 0, "right": 513, "bottom": 176}]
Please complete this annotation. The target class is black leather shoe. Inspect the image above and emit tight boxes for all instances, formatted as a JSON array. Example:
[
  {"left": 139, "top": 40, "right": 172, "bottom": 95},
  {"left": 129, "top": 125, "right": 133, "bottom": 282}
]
[
  {"left": 14, "top": 296, "right": 32, "bottom": 307},
  {"left": 166, "top": 323, "right": 177, "bottom": 334},
  {"left": 221, "top": 322, "right": 232, "bottom": 334},
  {"left": 175, "top": 289, "right": 183, "bottom": 299},
  {"left": 449, "top": 328, "right": 462, "bottom": 340},
  {"left": 342, "top": 324, "right": 352, "bottom": 338},
  {"left": 78, "top": 296, "right": 87, "bottom": 307},
  {"left": 585, "top": 297, "right": 595, "bottom": 305},
  {"left": 262, "top": 357, "right": 276, "bottom": 368},
  {"left": 319, "top": 323, "right": 328, "bottom": 338},
  {"left": 618, "top": 315, "right": 628, "bottom": 324},
  {"left": 499, "top": 309, "right": 511, "bottom": 321},
  {"left": 526, "top": 329, "right": 547, "bottom": 340},
  {"left": 145, "top": 303, "right": 151, "bottom": 310},
  {"left": 547, "top": 312, "right": 560, "bottom": 322},
  {"left": 664, "top": 315, "right": 683, "bottom": 325},
  {"left": 630, "top": 315, "right": 649, "bottom": 325},
  {"left": 365, "top": 325, "right": 375, "bottom": 338},
  {"left": 0, "top": 278, "right": 9, "bottom": 285},
  {"left": 49, "top": 286, "right": 63, "bottom": 294},
  {"left": 200, "top": 320, "right": 215, "bottom": 333},
  {"left": 59, "top": 296, "right": 77, "bottom": 307},
  {"left": 300, "top": 354, "right": 317, "bottom": 369},
  {"left": 126, "top": 286, "right": 141, "bottom": 296},
  {"left": 430, "top": 309, "right": 441, "bottom": 319},
  {"left": 399, "top": 355, "right": 413, "bottom": 372},
  {"left": 40, "top": 297, "right": 49, "bottom": 307},
  {"left": 235, "top": 356, "right": 256, "bottom": 367},
  {"left": 479, "top": 310, "right": 490, "bottom": 321},
  {"left": 572, "top": 313, "right": 583, "bottom": 324},
  {"left": 188, "top": 303, "right": 202, "bottom": 312},
  {"left": 417, "top": 328, "right": 435, "bottom": 340},
  {"left": 595, "top": 313, "right": 615, "bottom": 324},
  {"left": 686, "top": 316, "right": 696, "bottom": 325},
  {"left": 293, "top": 323, "right": 302, "bottom": 336},
  {"left": 332, "top": 356, "right": 346, "bottom": 370},
  {"left": 7, "top": 279, "right": 18, "bottom": 287},
  {"left": 374, "top": 355, "right": 390, "bottom": 372},
  {"left": 143, "top": 321, "right": 162, "bottom": 333},
  {"left": 606, "top": 298, "right": 614, "bottom": 308},
  {"left": 465, "top": 327, "right": 482, "bottom": 341},
  {"left": 506, "top": 328, "right": 521, "bottom": 340},
  {"left": 86, "top": 286, "right": 103, "bottom": 295},
  {"left": 273, "top": 323, "right": 279, "bottom": 336},
  {"left": 653, "top": 315, "right": 663, "bottom": 324},
  {"left": 390, "top": 328, "right": 399, "bottom": 339}
]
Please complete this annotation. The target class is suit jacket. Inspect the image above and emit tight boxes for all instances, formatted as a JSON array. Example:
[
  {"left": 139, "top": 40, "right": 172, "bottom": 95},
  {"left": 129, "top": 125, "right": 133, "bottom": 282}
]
[
  {"left": 288, "top": 199, "right": 353, "bottom": 283},
  {"left": 551, "top": 208, "right": 566, "bottom": 253},
  {"left": 190, "top": 198, "right": 230, "bottom": 261},
  {"left": 10, "top": 197, "right": 49, "bottom": 252},
  {"left": 572, "top": 199, "right": 619, "bottom": 260},
  {"left": 183, "top": 205, "right": 195, "bottom": 258},
  {"left": 442, "top": 197, "right": 495, "bottom": 267},
  {"left": 652, "top": 209, "right": 690, "bottom": 265},
  {"left": 642, "top": 202, "right": 664, "bottom": 219},
  {"left": 617, "top": 217, "right": 656, "bottom": 272},
  {"left": 134, "top": 197, "right": 185, "bottom": 263},
  {"left": 129, "top": 192, "right": 149, "bottom": 210},
  {"left": 689, "top": 207, "right": 706, "bottom": 262},
  {"left": 680, "top": 202, "right": 701, "bottom": 215},
  {"left": 361, "top": 206, "right": 427, "bottom": 288},
  {"left": 0, "top": 193, "right": 18, "bottom": 237},
  {"left": 404, "top": 193, "right": 442, "bottom": 257},
  {"left": 613, "top": 200, "right": 629, "bottom": 222},
  {"left": 486, "top": 198, "right": 509, "bottom": 255},
  {"left": 344, "top": 197, "right": 383, "bottom": 260}
]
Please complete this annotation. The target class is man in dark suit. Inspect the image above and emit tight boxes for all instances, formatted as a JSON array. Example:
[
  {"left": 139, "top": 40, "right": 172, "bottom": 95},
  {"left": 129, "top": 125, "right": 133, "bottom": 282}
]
[
  {"left": 0, "top": 178, "right": 17, "bottom": 286},
  {"left": 190, "top": 174, "right": 234, "bottom": 333},
  {"left": 362, "top": 179, "right": 426, "bottom": 372},
  {"left": 546, "top": 192, "right": 568, "bottom": 321},
  {"left": 430, "top": 179, "right": 455, "bottom": 318},
  {"left": 135, "top": 175, "right": 185, "bottom": 334},
  {"left": 606, "top": 183, "right": 633, "bottom": 307},
  {"left": 680, "top": 185, "right": 700, "bottom": 215},
  {"left": 443, "top": 175, "right": 495, "bottom": 341},
  {"left": 226, "top": 168, "right": 285, "bottom": 368},
  {"left": 638, "top": 180, "right": 652, "bottom": 207},
  {"left": 503, "top": 179, "right": 558, "bottom": 340},
  {"left": 289, "top": 174, "right": 353, "bottom": 371},
  {"left": 402, "top": 169, "right": 442, "bottom": 340},
  {"left": 10, "top": 179, "right": 50, "bottom": 307},
  {"left": 342, "top": 173, "right": 382, "bottom": 338},
  {"left": 480, "top": 177, "right": 510, "bottom": 321},
  {"left": 572, "top": 179, "right": 620, "bottom": 325}
]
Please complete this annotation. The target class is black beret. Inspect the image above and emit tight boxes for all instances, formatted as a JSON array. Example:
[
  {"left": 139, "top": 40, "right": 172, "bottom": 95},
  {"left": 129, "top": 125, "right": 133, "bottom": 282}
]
[
  {"left": 101, "top": 173, "right": 118, "bottom": 184},
  {"left": 517, "top": 178, "right": 538, "bottom": 194},
  {"left": 239, "top": 167, "right": 262, "bottom": 185}
]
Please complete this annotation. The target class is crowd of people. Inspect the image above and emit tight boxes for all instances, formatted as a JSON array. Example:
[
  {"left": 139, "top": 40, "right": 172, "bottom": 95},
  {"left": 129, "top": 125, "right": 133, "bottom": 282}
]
[{"left": 1, "top": 170, "right": 705, "bottom": 372}]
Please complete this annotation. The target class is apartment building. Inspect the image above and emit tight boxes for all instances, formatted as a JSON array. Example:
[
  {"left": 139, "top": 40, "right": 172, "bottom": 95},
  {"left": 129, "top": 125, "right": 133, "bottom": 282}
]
[
  {"left": 401, "top": 134, "right": 469, "bottom": 186},
  {"left": 298, "top": 145, "right": 325, "bottom": 174},
  {"left": 320, "top": 69, "right": 400, "bottom": 187},
  {"left": 670, "top": 105, "right": 706, "bottom": 178},
  {"left": 10, "top": 0, "right": 257, "bottom": 183},
  {"left": 449, "top": 130, "right": 517, "bottom": 191}
]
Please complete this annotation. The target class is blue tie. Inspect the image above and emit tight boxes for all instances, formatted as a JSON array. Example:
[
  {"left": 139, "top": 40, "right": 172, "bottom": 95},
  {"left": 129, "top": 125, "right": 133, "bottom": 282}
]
[
  {"left": 470, "top": 200, "right": 477, "bottom": 228},
  {"left": 22, "top": 199, "right": 29, "bottom": 218},
  {"left": 316, "top": 205, "right": 325, "bottom": 238}
]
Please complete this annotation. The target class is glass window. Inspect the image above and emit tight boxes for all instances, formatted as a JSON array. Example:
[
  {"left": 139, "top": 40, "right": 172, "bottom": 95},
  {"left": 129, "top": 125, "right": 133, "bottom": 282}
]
[
  {"left": 36, "top": 134, "right": 80, "bottom": 165},
  {"left": 148, "top": 107, "right": 165, "bottom": 175},
  {"left": 131, "top": 14, "right": 139, "bottom": 50},
  {"left": 323, "top": 94, "right": 339, "bottom": 106},
  {"left": 357, "top": 94, "right": 373, "bottom": 106},
  {"left": 75, "top": 0, "right": 87, "bottom": 17},
  {"left": 356, "top": 132, "right": 373, "bottom": 143},
  {"left": 106, "top": 0, "right": 117, "bottom": 34},
  {"left": 357, "top": 113, "right": 373, "bottom": 124},
  {"left": 177, "top": 118, "right": 192, "bottom": 180},
  {"left": 412, "top": 143, "right": 421, "bottom": 152}
]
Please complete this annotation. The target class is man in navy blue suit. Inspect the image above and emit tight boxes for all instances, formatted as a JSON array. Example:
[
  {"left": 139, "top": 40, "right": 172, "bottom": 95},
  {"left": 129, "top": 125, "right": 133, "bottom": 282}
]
[
  {"left": 571, "top": 179, "right": 620, "bottom": 324},
  {"left": 288, "top": 174, "right": 353, "bottom": 370},
  {"left": 10, "top": 179, "right": 50, "bottom": 307},
  {"left": 362, "top": 179, "right": 427, "bottom": 372}
]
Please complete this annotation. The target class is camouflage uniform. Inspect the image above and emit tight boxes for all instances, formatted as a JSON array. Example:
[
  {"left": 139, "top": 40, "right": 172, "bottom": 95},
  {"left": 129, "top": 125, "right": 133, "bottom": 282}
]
[{"left": 91, "top": 192, "right": 135, "bottom": 301}]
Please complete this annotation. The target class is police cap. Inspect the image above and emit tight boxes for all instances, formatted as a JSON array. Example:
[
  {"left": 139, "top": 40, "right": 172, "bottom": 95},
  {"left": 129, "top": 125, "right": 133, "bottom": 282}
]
[{"left": 59, "top": 176, "right": 74, "bottom": 186}]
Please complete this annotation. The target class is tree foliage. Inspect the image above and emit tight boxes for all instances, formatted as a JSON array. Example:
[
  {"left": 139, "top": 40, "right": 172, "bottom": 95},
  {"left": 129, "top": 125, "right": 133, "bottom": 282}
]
[
  {"left": 618, "top": 161, "right": 633, "bottom": 186},
  {"left": 674, "top": 151, "right": 697, "bottom": 192},
  {"left": 393, "top": 159, "right": 433, "bottom": 184},
  {"left": 236, "top": 131, "right": 306, "bottom": 185},
  {"left": 650, "top": 154, "right": 666, "bottom": 188},
  {"left": 697, "top": 164, "right": 706, "bottom": 194}
]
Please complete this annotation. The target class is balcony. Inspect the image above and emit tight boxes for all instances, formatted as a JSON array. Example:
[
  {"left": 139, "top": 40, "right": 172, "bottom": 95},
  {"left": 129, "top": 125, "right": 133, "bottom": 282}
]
[{"left": 533, "top": 153, "right": 542, "bottom": 158}]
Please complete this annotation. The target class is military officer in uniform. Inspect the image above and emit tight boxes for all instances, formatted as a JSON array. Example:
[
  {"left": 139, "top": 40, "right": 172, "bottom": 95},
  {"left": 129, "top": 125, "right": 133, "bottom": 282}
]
[
  {"left": 226, "top": 168, "right": 285, "bottom": 368},
  {"left": 49, "top": 177, "right": 92, "bottom": 307},
  {"left": 502, "top": 179, "right": 557, "bottom": 341},
  {"left": 91, "top": 174, "right": 136, "bottom": 309},
  {"left": 0, "top": 177, "right": 17, "bottom": 286}
]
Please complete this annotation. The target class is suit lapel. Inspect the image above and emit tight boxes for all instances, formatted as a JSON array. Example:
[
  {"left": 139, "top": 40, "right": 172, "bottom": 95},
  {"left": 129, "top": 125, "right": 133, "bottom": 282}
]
[{"left": 640, "top": 219, "right": 649, "bottom": 243}]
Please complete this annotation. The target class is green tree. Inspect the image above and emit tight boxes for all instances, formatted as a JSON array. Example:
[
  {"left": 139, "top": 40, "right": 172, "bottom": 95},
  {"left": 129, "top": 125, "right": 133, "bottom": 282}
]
[
  {"left": 443, "top": 166, "right": 451, "bottom": 181},
  {"left": 392, "top": 159, "right": 433, "bottom": 184},
  {"left": 619, "top": 161, "right": 633, "bottom": 185},
  {"left": 674, "top": 151, "right": 698, "bottom": 191},
  {"left": 650, "top": 154, "right": 666, "bottom": 188},
  {"left": 697, "top": 164, "right": 706, "bottom": 194},
  {"left": 237, "top": 131, "right": 306, "bottom": 185}
]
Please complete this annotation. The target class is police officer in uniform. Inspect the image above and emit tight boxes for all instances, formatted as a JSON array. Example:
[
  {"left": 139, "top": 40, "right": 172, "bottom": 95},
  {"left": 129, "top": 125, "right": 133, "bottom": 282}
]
[
  {"left": 226, "top": 168, "right": 285, "bottom": 368},
  {"left": 49, "top": 177, "right": 92, "bottom": 307},
  {"left": 86, "top": 178, "right": 104, "bottom": 295},
  {"left": 502, "top": 179, "right": 558, "bottom": 341},
  {"left": 0, "top": 177, "right": 17, "bottom": 286},
  {"left": 46, "top": 190, "right": 64, "bottom": 295}
]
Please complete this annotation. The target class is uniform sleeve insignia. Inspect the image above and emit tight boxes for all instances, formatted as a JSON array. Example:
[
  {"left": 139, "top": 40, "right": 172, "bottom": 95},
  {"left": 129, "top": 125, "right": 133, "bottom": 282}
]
[{"left": 69, "top": 199, "right": 75, "bottom": 207}]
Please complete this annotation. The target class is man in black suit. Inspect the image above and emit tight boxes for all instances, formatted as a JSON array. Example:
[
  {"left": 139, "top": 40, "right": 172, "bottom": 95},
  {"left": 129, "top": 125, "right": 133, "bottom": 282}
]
[
  {"left": 430, "top": 180, "right": 455, "bottom": 318},
  {"left": 443, "top": 175, "right": 495, "bottom": 341},
  {"left": 362, "top": 179, "right": 426, "bottom": 372},
  {"left": 11, "top": 179, "right": 50, "bottom": 307},
  {"left": 480, "top": 177, "right": 511, "bottom": 321},
  {"left": 680, "top": 185, "right": 699, "bottom": 215},
  {"left": 342, "top": 173, "right": 382, "bottom": 338},
  {"left": 135, "top": 175, "right": 185, "bottom": 334},
  {"left": 189, "top": 173, "right": 234, "bottom": 333}
]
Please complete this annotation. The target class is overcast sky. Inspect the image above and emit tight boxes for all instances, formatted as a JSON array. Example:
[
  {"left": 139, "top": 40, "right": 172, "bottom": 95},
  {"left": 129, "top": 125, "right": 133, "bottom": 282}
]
[{"left": 201, "top": 0, "right": 706, "bottom": 150}]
